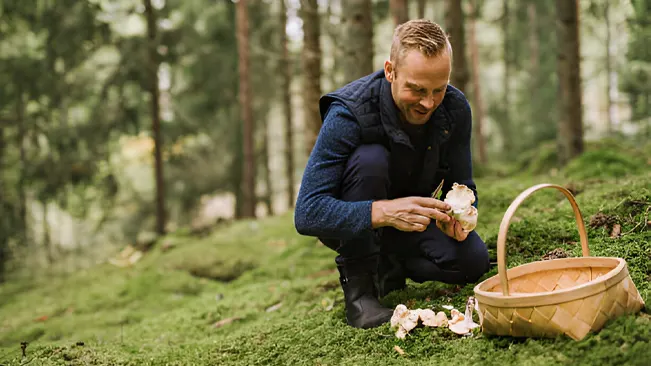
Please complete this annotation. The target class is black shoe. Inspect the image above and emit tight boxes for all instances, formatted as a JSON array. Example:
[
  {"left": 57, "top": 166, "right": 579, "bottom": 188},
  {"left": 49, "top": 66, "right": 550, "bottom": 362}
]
[
  {"left": 336, "top": 255, "right": 393, "bottom": 329},
  {"left": 377, "top": 253, "right": 407, "bottom": 298}
]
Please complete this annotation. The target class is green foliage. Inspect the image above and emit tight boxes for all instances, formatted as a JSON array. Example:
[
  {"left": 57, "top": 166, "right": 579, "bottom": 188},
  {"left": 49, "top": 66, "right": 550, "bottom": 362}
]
[
  {"left": 621, "top": 0, "right": 651, "bottom": 124},
  {"left": 563, "top": 150, "right": 647, "bottom": 181},
  {"left": 1, "top": 169, "right": 650, "bottom": 365},
  {"left": 509, "top": 141, "right": 558, "bottom": 176}
]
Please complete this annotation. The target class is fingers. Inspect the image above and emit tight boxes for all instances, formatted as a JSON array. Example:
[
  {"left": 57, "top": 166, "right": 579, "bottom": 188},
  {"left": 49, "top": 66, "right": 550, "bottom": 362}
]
[
  {"left": 436, "top": 217, "right": 453, "bottom": 236},
  {"left": 408, "top": 214, "right": 431, "bottom": 227},
  {"left": 411, "top": 222, "right": 427, "bottom": 232},
  {"left": 397, "top": 219, "right": 427, "bottom": 232},
  {"left": 412, "top": 196, "right": 451, "bottom": 211},
  {"left": 394, "top": 213, "right": 430, "bottom": 232},
  {"left": 453, "top": 220, "right": 469, "bottom": 241},
  {"left": 412, "top": 206, "right": 451, "bottom": 223}
]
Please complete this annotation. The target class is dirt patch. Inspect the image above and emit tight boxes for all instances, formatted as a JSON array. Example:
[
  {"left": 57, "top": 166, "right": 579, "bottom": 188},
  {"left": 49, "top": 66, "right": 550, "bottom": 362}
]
[{"left": 589, "top": 212, "right": 616, "bottom": 229}]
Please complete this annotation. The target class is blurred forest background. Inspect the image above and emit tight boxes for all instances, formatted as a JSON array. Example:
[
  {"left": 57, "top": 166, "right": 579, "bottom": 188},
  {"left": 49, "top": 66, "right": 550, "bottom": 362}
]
[{"left": 0, "top": 0, "right": 649, "bottom": 281}]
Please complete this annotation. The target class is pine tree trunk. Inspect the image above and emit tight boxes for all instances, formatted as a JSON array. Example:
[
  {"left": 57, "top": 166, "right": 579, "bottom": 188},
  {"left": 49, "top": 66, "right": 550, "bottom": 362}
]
[
  {"left": 468, "top": 0, "right": 487, "bottom": 164},
  {"left": 417, "top": 0, "right": 426, "bottom": 18},
  {"left": 43, "top": 202, "right": 53, "bottom": 265},
  {"left": 144, "top": 0, "right": 167, "bottom": 234},
  {"left": 231, "top": 105, "right": 244, "bottom": 219},
  {"left": 390, "top": 0, "right": 409, "bottom": 26},
  {"left": 528, "top": 0, "right": 539, "bottom": 122},
  {"left": 499, "top": 0, "right": 512, "bottom": 152},
  {"left": 301, "top": 0, "right": 322, "bottom": 156},
  {"left": 446, "top": 0, "right": 468, "bottom": 94},
  {"left": 325, "top": 0, "right": 342, "bottom": 89},
  {"left": 261, "top": 124, "right": 274, "bottom": 216},
  {"left": 342, "top": 0, "right": 374, "bottom": 84},
  {"left": 604, "top": 2, "right": 619, "bottom": 133},
  {"left": 0, "top": 125, "right": 6, "bottom": 281},
  {"left": 16, "top": 89, "right": 27, "bottom": 242},
  {"left": 236, "top": 0, "right": 256, "bottom": 218},
  {"left": 280, "top": 0, "right": 296, "bottom": 209},
  {"left": 556, "top": 0, "right": 583, "bottom": 164}
]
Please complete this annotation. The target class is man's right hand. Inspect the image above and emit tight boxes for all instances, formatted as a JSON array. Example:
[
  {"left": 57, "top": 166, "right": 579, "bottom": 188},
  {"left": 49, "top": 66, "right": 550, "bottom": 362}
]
[{"left": 371, "top": 197, "right": 452, "bottom": 232}]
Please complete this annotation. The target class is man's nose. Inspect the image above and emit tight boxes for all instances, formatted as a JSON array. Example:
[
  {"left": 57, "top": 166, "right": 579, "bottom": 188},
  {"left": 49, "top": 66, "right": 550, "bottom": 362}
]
[{"left": 420, "top": 95, "right": 435, "bottom": 110}]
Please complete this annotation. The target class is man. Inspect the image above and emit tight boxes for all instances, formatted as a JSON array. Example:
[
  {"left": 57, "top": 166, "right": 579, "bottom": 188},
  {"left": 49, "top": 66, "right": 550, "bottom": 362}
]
[{"left": 294, "top": 20, "right": 490, "bottom": 329}]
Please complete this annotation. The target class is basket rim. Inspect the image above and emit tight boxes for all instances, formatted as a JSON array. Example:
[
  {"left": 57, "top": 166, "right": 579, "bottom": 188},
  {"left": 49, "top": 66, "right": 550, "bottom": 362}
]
[{"left": 473, "top": 256, "right": 628, "bottom": 307}]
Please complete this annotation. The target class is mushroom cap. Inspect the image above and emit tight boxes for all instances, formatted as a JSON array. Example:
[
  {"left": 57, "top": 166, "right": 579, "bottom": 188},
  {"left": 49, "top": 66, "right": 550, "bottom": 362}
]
[
  {"left": 444, "top": 183, "right": 476, "bottom": 214},
  {"left": 390, "top": 304, "right": 410, "bottom": 328},
  {"left": 444, "top": 183, "right": 478, "bottom": 232}
]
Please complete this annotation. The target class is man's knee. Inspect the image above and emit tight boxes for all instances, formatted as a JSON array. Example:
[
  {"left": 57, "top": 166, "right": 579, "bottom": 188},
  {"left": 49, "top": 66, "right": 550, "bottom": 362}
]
[
  {"left": 341, "top": 144, "right": 390, "bottom": 201},
  {"left": 346, "top": 144, "right": 390, "bottom": 179},
  {"left": 457, "top": 233, "right": 490, "bottom": 283}
]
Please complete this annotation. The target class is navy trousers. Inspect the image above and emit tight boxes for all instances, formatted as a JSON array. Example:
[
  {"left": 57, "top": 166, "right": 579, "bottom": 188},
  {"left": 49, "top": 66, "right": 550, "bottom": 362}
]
[{"left": 320, "top": 144, "right": 490, "bottom": 285}]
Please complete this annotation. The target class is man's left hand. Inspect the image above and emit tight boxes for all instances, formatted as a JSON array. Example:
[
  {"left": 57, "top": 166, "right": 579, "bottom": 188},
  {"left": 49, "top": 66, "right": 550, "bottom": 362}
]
[{"left": 436, "top": 217, "right": 469, "bottom": 242}]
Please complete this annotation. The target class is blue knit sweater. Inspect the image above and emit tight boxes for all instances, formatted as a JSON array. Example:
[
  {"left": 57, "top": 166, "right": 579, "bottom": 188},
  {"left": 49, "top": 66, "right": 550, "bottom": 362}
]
[{"left": 294, "top": 101, "right": 476, "bottom": 240}]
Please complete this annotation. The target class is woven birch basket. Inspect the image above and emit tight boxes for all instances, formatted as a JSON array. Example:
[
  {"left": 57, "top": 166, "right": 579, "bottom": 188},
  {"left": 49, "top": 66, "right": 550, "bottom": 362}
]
[{"left": 473, "top": 184, "right": 645, "bottom": 341}]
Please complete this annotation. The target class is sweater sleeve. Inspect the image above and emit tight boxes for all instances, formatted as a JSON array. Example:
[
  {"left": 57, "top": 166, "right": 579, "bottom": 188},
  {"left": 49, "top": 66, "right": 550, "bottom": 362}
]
[
  {"left": 442, "top": 98, "right": 479, "bottom": 208},
  {"left": 294, "top": 102, "right": 375, "bottom": 239}
]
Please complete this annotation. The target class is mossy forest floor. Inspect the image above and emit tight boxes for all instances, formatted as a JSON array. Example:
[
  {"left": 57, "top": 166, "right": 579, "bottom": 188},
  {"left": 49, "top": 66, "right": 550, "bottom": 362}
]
[{"left": 1, "top": 142, "right": 650, "bottom": 365}]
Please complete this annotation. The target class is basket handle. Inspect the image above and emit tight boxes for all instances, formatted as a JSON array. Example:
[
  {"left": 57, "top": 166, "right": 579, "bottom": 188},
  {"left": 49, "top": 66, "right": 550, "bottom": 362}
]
[{"left": 497, "top": 184, "right": 590, "bottom": 296}]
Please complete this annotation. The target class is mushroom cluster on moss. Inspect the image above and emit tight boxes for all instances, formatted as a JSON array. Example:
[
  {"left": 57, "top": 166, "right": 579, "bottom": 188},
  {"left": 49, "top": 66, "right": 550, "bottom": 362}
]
[
  {"left": 390, "top": 297, "right": 481, "bottom": 339},
  {"left": 390, "top": 305, "right": 448, "bottom": 339}
]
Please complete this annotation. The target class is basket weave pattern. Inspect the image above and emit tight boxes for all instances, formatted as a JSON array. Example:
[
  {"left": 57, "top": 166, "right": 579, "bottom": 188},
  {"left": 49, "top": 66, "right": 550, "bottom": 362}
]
[
  {"left": 473, "top": 184, "right": 645, "bottom": 341},
  {"left": 479, "top": 272, "right": 644, "bottom": 340}
]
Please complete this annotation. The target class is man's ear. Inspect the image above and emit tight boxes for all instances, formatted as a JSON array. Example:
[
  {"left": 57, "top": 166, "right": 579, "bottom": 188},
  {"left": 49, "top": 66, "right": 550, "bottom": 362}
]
[{"left": 384, "top": 60, "right": 394, "bottom": 82}]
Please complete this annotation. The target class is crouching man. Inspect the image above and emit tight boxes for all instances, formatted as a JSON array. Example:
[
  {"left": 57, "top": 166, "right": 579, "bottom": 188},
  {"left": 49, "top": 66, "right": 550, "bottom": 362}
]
[{"left": 294, "top": 20, "right": 490, "bottom": 329}]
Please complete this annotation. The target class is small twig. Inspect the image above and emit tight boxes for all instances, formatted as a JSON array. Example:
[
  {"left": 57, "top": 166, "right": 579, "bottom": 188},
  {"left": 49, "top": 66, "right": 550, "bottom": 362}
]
[
  {"left": 621, "top": 206, "right": 651, "bottom": 237},
  {"left": 612, "top": 198, "right": 628, "bottom": 209}
]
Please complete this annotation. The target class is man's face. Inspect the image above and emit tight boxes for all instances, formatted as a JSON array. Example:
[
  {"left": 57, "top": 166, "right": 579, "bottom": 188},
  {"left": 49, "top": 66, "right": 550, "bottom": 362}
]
[{"left": 384, "top": 49, "right": 451, "bottom": 125}]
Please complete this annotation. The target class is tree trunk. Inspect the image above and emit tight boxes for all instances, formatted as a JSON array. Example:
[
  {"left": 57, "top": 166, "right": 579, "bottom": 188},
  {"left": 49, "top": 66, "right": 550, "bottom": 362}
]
[
  {"left": 499, "top": 0, "right": 512, "bottom": 152},
  {"left": 325, "top": 0, "right": 342, "bottom": 89},
  {"left": 42, "top": 202, "right": 53, "bottom": 265},
  {"left": 417, "top": 0, "right": 426, "bottom": 18},
  {"left": 16, "top": 88, "right": 27, "bottom": 242},
  {"left": 0, "top": 125, "right": 6, "bottom": 281},
  {"left": 528, "top": 2, "right": 539, "bottom": 80},
  {"left": 446, "top": 0, "right": 468, "bottom": 94},
  {"left": 556, "top": 0, "right": 583, "bottom": 164},
  {"left": 261, "top": 122, "right": 274, "bottom": 216},
  {"left": 467, "top": 0, "right": 487, "bottom": 164},
  {"left": 390, "top": 0, "right": 409, "bottom": 26},
  {"left": 300, "top": 0, "right": 322, "bottom": 156},
  {"left": 604, "top": 2, "right": 619, "bottom": 133},
  {"left": 528, "top": 1, "right": 539, "bottom": 113},
  {"left": 231, "top": 105, "right": 244, "bottom": 219},
  {"left": 280, "top": 0, "right": 295, "bottom": 209},
  {"left": 144, "top": 0, "right": 167, "bottom": 234},
  {"left": 236, "top": 0, "right": 256, "bottom": 218},
  {"left": 342, "top": 0, "right": 374, "bottom": 84}
]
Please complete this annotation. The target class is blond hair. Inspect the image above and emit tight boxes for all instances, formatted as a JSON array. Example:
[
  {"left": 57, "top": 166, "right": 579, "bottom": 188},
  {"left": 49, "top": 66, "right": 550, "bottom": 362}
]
[{"left": 390, "top": 19, "right": 451, "bottom": 69}]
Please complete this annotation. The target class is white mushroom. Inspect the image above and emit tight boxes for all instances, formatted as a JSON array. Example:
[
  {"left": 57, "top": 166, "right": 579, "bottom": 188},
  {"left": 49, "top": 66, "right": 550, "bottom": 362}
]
[
  {"left": 449, "top": 308, "right": 465, "bottom": 324},
  {"left": 443, "top": 183, "right": 479, "bottom": 232},
  {"left": 419, "top": 309, "right": 449, "bottom": 327},
  {"left": 395, "top": 327, "right": 409, "bottom": 339},
  {"left": 448, "top": 298, "right": 481, "bottom": 335},
  {"left": 391, "top": 304, "right": 420, "bottom": 339},
  {"left": 390, "top": 304, "right": 410, "bottom": 329}
]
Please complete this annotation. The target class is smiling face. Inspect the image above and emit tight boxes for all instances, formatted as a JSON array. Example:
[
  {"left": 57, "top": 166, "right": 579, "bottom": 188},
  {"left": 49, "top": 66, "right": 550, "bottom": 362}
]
[{"left": 384, "top": 48, "right": 451, "bottom": 125}]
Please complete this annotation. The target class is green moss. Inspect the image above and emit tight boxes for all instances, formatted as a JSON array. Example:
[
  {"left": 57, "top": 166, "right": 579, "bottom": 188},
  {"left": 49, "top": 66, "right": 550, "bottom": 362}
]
[
  {"left": 563, "top": 149, "right": 647, "bottom": 180},
  {"left": 1, "top": 167, "right": 650, "bottom": 365}
]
